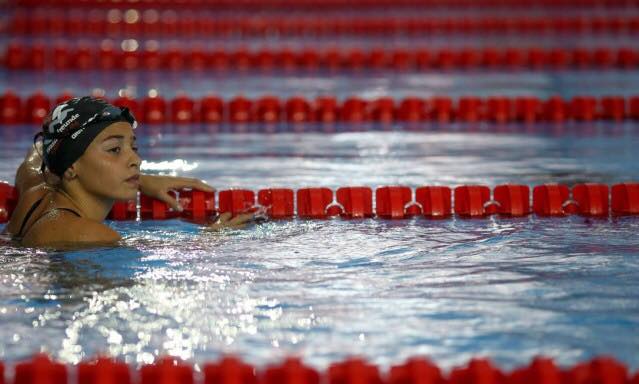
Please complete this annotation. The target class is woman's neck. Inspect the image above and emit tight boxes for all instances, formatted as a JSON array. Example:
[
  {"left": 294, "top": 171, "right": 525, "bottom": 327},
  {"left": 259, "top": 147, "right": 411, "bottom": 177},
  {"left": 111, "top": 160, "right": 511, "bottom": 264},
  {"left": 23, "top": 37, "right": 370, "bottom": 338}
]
[{"left": 56, "top": 183, "right": 114, "bottom": 221}]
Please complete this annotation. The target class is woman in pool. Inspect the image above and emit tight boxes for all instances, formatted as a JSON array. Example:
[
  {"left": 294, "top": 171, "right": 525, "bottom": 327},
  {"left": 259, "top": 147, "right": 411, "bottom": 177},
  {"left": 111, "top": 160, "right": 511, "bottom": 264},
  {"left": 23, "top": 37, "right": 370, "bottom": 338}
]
[{"left": 4, "top": 96, "right": 254, "bottom": 248}]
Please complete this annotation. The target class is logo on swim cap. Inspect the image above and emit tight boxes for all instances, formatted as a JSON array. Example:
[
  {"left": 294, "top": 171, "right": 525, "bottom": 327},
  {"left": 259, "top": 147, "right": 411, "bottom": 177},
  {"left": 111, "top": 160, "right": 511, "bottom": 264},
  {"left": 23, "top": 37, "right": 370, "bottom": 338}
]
[{"left": 47, "top": 102, "right": 82, "bottom": 134}]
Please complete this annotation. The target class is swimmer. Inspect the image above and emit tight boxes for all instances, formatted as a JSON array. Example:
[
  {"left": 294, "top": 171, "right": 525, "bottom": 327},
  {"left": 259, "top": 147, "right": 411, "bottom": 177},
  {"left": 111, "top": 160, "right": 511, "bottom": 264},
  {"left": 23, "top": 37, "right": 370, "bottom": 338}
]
[{"left": 3, "top": 96, "right": 255, "bottom": 249}]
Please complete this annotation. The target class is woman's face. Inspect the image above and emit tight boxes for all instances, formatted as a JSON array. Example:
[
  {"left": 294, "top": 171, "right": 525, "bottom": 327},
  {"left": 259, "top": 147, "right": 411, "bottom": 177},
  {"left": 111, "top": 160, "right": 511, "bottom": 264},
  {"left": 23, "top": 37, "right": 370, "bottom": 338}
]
[{"left": 72, "top": 122, "right": 141, "bottom": 201}]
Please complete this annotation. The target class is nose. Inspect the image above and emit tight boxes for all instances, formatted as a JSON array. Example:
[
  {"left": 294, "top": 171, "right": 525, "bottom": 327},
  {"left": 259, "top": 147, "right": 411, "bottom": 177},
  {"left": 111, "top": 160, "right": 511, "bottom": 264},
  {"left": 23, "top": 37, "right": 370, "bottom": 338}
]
[{"left": 129, "top": 148, "right": 142, "bottom": 169}]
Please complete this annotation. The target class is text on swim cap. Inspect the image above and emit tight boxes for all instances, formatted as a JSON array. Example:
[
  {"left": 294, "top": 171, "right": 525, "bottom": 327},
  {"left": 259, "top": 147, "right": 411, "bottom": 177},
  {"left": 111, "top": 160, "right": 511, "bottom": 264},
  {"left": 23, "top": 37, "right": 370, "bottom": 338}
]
[{"left": 58, "top": 113, "right": 80, "bottom": 133}]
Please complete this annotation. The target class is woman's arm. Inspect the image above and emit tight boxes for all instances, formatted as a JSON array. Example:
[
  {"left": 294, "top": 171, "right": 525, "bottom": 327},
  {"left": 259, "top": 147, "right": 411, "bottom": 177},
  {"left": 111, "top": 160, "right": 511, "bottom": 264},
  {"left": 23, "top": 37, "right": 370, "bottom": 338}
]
[
  {"left": 138, "top": 174, "right": 256, "bottom": 229},
  {"left": 139, "top": 174, "right": 215, "bottom": 211},
  {"left": 14, "top": 142, "right": 59, "bottom": 194}
]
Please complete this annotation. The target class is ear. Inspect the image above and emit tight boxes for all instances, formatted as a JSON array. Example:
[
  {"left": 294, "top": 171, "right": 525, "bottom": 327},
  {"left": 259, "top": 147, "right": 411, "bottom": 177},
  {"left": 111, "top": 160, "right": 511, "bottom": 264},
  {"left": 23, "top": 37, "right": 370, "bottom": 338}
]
[{"left": 63, "top": 164, "right": 78, "bottom": 180}]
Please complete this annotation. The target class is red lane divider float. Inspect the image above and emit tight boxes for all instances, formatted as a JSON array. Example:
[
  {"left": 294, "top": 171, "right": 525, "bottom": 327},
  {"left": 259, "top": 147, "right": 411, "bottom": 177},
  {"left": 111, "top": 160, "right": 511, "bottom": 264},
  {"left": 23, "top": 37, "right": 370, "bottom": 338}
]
[
  {"left": 11, "top": 0, "right": 639, "bottom": 9},
  {"left": 3, "top": 92, "right": 639, "bottom": 125},
  {"left": 2, "top": 354, "right": 638, "bottom": 384},
  {"left": 106, "top": 182, "right": 639, "bottom": 220},
  {"left": 8, "top": 14, "right": 639, "bottom": 37},
  {"left": 2, "top": 182, "right": 638, "bottom": 224},
  {"left": 0, "top": 181, "right": 19, "bottom": 223},
  {"left": 5, "top": 45, "right": 639, "bottom": 71}
]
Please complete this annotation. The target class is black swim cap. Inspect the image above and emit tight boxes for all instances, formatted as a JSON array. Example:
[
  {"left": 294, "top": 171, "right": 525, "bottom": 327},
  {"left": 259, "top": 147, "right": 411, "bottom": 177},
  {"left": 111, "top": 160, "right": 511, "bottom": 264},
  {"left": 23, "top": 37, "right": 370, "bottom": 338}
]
[{"left": 36, "top": 96, "right": 137, "bottom": 176}]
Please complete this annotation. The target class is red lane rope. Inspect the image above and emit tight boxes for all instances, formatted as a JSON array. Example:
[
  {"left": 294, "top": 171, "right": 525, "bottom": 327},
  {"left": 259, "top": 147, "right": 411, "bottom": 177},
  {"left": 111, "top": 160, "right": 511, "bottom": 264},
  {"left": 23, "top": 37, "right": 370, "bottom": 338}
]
[
  {"left": 8, "top": 15, "right": 639, "bottom": 37},
  {"left": 2, "top": 181, "right": 638, "bottom": 223},
  {"left": 10, "top": 0, "right": 639, "bottom": 9},
  {"left": 2, "top": 92, "right": 639, "bottom": 125},
  {"left": 5, "top": 45, "right": 639, "bottom": 72},
  {"left": 1, "top": 354, "right": 638, "bottom": 384}
]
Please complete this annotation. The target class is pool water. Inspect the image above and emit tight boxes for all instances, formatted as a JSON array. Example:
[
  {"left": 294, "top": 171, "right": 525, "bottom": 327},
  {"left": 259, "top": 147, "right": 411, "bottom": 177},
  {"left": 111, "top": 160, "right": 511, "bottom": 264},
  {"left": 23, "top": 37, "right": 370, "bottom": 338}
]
[
  {"left": 1, "top": 126, "right": 638, "bottom": 370},
  {"left": 6, "top": 70, "right": 639, "bottom": 100}
]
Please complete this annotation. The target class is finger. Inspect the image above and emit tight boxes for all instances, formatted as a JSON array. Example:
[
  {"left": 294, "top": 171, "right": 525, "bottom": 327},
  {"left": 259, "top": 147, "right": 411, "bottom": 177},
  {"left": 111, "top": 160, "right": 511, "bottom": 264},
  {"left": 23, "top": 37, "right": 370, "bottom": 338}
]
[
  {"left": 217, "top": 219, "right": 250, "bottom": 229},
  {"left": 206, "top": 223, "right": 224, "bottom": 231},
  {"left": 229, "top": 213, "right": 255, "bottom": 226},
  {"left": 157, "top": 191, "right": 182, "bottom": 211},
  {"left": 226, "top": 223, "right": 248, "bottom": 229},
  {"left": 175, "top": 177, "right": 216, "bottom": 192},
  {"left": 206, "top": 223, "right": 222, "bottom": 231},
  {"left": 216, "top": 212, "right": 232, "bottom": 223},
  {"left": 254, "top": 205, "right": 268, "bottom": 216}
]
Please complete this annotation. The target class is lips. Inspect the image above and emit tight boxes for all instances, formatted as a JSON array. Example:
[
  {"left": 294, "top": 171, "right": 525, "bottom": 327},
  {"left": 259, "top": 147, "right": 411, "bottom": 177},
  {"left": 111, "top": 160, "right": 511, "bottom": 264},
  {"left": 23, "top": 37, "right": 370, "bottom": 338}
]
[{"left": 126, "top": 174, "right": 140, "bottom": 184}]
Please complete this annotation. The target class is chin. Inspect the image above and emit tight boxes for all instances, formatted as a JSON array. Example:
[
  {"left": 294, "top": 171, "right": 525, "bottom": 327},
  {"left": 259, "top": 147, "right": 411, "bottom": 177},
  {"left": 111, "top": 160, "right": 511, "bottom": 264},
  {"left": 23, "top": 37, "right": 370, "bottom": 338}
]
[{"left": 109, "top": 187, "right": 138, "bottom": 201}]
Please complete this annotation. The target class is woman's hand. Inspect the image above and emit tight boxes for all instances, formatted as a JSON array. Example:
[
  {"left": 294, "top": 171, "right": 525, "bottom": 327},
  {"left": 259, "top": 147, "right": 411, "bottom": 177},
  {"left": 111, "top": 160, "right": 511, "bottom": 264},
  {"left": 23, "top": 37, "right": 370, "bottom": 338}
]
[
  {"left": 139, "top": 174, "right": 214, "bottom": 212},
  {"left": 206, "top": 212, "right": 256, "bottom": 231}
]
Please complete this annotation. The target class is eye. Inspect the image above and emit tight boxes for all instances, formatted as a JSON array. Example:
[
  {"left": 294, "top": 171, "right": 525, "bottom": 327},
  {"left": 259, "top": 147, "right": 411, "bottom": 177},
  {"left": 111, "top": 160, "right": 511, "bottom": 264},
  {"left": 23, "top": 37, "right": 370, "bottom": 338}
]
[
  {"left": 132, "top": 145, "right": 139, "bottom": 153},
  {"left": 108, "top": 146, "right": 121, "bottom": 154}
]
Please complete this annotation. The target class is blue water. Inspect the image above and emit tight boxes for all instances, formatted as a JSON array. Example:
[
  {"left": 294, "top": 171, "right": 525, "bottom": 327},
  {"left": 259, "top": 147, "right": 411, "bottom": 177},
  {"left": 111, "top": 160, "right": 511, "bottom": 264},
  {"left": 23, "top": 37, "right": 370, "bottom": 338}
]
[{"left": 1, "top": 126, "right": 638, "bottom": 371}]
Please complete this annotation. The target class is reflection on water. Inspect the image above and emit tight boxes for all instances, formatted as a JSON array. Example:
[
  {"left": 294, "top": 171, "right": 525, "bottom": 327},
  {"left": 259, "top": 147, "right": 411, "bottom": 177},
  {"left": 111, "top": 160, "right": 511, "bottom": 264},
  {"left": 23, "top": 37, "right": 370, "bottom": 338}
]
[{"left": 0, "top": 131, "right": 638, "bottom": 370}]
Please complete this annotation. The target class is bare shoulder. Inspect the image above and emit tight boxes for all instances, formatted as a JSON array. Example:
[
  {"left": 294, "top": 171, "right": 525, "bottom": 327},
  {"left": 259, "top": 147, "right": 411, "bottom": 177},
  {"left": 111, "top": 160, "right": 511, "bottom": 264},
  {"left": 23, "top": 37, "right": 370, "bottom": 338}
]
[
  {"left": 5, "top": 183, "right": 49, "bottom": 235},
  {"left": 21, "top": 210, "right": 121, "bottom": 249}
]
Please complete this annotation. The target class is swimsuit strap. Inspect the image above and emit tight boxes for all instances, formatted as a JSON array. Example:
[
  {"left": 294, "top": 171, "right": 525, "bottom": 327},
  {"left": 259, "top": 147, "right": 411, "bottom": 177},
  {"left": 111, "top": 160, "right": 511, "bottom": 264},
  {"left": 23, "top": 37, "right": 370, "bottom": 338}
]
[
  {"left": 17, "top": 204, "right": 82, "bottom": 240},
  {"left": 16, "top": 197, "right": 45, "bottom": 238}
]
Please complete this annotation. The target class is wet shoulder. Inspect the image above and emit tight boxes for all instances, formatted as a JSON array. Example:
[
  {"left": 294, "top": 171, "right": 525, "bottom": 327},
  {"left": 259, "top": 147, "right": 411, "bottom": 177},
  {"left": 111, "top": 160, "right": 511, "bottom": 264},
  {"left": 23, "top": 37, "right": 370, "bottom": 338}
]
[
  {"left": 20, "top": 210, "right": 121, "bottom": 249},
  {"left": 5, "top": 183, "right": 50, "bottom": 236}
]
